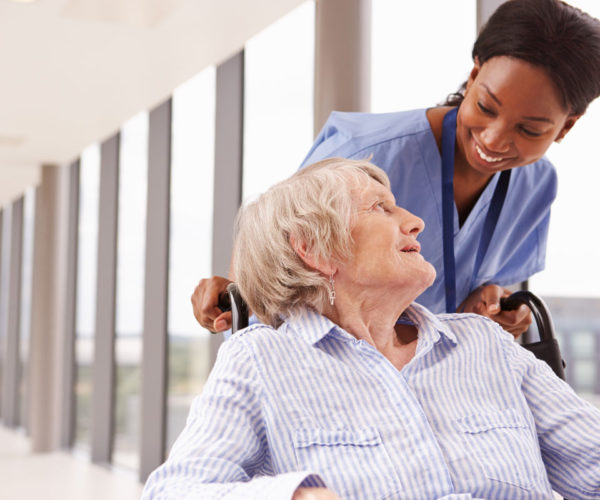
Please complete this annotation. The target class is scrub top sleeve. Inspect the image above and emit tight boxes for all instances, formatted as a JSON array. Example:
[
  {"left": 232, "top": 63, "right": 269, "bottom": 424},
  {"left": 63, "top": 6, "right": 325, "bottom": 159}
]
[
  {"left": 488, "top": 211, "right": 550, "bottom": 287},
  {"left": 300, "top": 111, "right": 364, "bottom": 167},
  {"left": 474, "top": 160, "right": 557, "bottom": 288}
]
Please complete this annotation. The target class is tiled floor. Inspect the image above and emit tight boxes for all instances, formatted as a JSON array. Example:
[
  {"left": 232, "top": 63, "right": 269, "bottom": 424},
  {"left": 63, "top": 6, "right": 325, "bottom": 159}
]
[{"left": 0, "top": 427, "right": 143, "bottom": 500}]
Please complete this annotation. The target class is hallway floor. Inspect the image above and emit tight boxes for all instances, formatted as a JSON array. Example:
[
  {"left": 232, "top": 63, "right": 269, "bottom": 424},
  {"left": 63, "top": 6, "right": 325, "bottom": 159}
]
[{"left": 0, "top": 427, "right": 143, "bottom": 500}]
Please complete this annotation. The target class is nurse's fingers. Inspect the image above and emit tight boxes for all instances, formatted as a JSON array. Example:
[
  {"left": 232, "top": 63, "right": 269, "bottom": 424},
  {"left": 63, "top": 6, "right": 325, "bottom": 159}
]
[
  {"left": 191, "top": 276, "right": 233, "bottom": 332},
  {"left": 478, "top": 284, "right": 507, "bottom": 316},
  {"left": 490, "top": 305, "right": 532, "bottom": 339}
]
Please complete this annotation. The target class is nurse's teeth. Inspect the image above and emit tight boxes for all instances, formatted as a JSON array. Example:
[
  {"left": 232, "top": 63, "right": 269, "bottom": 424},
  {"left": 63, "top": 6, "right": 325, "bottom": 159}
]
[{"left": 475, "top": 144, "right": 504, "bottom": 163}]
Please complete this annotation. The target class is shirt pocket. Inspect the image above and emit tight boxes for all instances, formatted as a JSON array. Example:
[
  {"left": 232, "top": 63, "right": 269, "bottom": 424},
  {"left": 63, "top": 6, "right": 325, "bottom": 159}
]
[
  {"left": 454, "top": 408, "right": 544, "bottom": 490},
  {"left": 293, "top": 426, "right": 402, "bottom": 500}
]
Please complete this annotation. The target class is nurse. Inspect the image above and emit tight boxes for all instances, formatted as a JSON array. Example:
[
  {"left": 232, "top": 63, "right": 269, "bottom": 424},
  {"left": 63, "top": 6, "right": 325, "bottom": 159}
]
[{"left": 192, "top": 0, "right": 600, "bottom": 336}]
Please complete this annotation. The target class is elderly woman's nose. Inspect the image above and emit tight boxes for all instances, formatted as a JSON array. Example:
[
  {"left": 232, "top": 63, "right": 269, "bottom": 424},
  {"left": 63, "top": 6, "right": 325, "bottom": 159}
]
[{"left": 398, "top": 208, "right": 424, "bottom": 235}]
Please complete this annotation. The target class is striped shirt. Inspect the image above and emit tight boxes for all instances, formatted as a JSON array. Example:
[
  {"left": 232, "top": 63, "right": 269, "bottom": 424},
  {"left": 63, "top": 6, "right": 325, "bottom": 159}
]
[{"left": 143, "top": 304, "right": 600, "bottom": 500}]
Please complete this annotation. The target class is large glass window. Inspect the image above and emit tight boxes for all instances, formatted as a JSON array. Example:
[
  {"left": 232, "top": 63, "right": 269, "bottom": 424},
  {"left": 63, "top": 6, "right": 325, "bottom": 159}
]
[
  {"left": 74, "top": 144, "right": 101, "bottom": 449},
  {"left": 167, "top": 68, "right": 215, "bottom": 451},
  {"left": 113, "top": 111, "right": 148, "bottom": 470},
  {"left": 242, "top": 1, "right": 315, "bottom": 201},
  {"left": 371, "top": 0, "right": 475, "bottom": 112},
  {"left": 18, "top": 188, "right": 35, "bottom": 430},
  {"left": 529, "top": 0, "right": 600, "bottom": 408}
]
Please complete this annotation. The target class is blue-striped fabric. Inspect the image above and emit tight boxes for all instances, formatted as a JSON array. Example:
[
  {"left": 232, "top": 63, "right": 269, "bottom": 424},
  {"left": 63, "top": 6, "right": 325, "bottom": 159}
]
[{"left": 142, "top": 304, "right": 600, "bottom": 500}]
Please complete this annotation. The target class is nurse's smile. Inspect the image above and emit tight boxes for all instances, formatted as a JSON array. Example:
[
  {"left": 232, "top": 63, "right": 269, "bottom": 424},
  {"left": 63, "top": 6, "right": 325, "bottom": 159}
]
[{"left": 455, "top": 56, "right": 577, "bottom": 178}]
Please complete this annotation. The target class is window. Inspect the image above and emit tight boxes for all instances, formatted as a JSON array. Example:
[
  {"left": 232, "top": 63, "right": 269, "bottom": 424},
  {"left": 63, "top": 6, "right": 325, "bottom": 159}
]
[
  {"left": 530, "top": 104, "right": 600, "bottom": 297},
  {"left": 113, "top": 112, "right": 149, "bottom": 470},
  {"left": 167, "top": 67, "right": 215, "bottom": 451},
  {"left": 74, "top": 144, "right": 101, "bottom": 449},
  {"left": 371, "top": 0, "right": 475, "bottom": 112},
  {"left": 243, "top": 1, "right": 315, "bottom": 201}
]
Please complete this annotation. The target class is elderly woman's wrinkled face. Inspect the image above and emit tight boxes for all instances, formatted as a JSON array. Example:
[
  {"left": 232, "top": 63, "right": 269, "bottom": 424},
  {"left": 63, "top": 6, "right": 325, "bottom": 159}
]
[{"left": 336, "top": 177, "right": 436, "bottom": 297}]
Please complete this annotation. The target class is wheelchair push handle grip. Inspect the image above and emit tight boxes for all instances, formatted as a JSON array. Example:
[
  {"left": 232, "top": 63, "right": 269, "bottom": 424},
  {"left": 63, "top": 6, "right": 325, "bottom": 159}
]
[
  {"left": 500, "top": 291, "right": 554, "bottom": 343},
  {"left": 217, "top": 291, "right": 231, "bottom": 313},
  {"left": 225, "top": 283, "right": 249, "bottom": 334},
  {"left": 500, "top": 291, "right": 566, "bottom": 381},
  {"left": 217, "top": 286, "right": 249, "bottom": 334}
]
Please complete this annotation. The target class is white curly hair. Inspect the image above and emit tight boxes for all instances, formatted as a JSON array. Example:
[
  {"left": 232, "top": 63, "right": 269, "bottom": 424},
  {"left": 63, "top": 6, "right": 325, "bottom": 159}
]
[{"left": 232, "top": 157, "right": 390, "bottom": 328}]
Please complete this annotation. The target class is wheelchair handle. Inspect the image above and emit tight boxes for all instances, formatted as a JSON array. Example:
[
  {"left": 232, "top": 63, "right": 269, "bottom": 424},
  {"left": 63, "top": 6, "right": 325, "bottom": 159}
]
[
  {"left": 225, "top": 283, "right": 248, "bottom": 334},
  {"left": 217, "top": 291, "right": 231, "bottom": 313},
  {"left": 500, "top": 291, "right": 555, "bottom": 343},
  {"left": 500, "top": 291, "right": 566, "bottom": 380}
]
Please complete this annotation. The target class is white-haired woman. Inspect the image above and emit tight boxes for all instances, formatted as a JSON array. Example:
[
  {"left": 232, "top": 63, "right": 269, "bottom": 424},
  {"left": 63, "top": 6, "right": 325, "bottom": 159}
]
[{"left": 143, "top": 159, "right": 600, "bottom": 500}]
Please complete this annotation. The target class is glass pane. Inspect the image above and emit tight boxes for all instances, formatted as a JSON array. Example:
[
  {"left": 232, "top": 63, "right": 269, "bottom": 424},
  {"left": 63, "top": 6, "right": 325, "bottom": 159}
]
[
  {"left": 243, "top": 1, "right": 314, "bottom": 202},
  {"left": 372, "top": 0, "right": 475, "bottom": 112},
  {"left": 113, "top": 111, "right": 148, "bottom": 470},
  {"left": 573, "top": 360, "right": 596, "bottom": 393},
  {"left": 75, "top": 144, "right": 101, "bottom": 449},
  {"left": 570, "top": 331, "right": 596, "bottom": 359},
  {"left": 18, "top": 189, "right": 35, "bottom": 430},
  {"left": 167, "top": 67, "right": 215, "bottom": 452},
  {"left": 531, "top": 107, "right": 600, "bottom": 297}
]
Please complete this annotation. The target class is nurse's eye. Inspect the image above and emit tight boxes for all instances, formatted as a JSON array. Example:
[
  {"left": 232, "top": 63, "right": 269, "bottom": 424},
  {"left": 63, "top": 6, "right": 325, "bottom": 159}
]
[
  {"left": 519, "top": 125, "right": 542, "bottom": 137},
  {"left": 477, "top": 102, "right": 495, "bottom": 116}
]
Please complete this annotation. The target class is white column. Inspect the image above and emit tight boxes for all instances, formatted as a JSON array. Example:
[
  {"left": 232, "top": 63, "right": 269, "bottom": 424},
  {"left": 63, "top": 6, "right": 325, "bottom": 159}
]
[
  {"left": 1, "top": 199, "right": 23, "bottom": 427},
  {"left": 28, "top": 164, "right": 72, "bottom": 451},
  {"left": 314, "top": 0, "right": 372, "bottom": 133},
  {"left": 91, "top": 135, "right": 120, "bottom": 464},
  {"left": 477, "top": 0, "right": 505, "bottom": 30},
  {"left": 140, "top": 99, "right": 172, "bottom": 482}
]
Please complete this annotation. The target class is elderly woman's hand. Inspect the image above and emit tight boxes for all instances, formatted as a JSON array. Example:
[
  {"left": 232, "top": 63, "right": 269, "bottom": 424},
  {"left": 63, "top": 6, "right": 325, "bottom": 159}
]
[
  {"left": 460, "top": 284, "right": 532, "bottom": 339},
  {"left": 292, "top": 487, "right": 342, "bottom": 500},
  {"left": 191, "top": 276, "right": 233, "bottom": 332}
]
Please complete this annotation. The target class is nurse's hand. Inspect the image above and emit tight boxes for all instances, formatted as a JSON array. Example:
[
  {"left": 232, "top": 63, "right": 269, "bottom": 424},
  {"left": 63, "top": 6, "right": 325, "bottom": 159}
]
[
  {"left": 460, "top": 284, "right": 532, "bottom": 338},
  {"left": 191, "top": 276, "right": 233, "bottom": 332},
  {"left": 293, "top": 488, "right": 342, "bottom": 500}
]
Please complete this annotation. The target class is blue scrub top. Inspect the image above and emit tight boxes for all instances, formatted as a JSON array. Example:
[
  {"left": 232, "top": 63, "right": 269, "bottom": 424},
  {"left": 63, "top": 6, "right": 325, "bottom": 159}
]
[{"left": 301, "top": 108, "right": 557, "bottom": 313}]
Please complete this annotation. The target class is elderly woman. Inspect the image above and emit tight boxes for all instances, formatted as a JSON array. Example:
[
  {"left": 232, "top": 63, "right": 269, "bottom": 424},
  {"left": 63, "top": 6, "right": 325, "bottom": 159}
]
[{"left": 143, "top": 159, "right": 600, "bottom": 500}]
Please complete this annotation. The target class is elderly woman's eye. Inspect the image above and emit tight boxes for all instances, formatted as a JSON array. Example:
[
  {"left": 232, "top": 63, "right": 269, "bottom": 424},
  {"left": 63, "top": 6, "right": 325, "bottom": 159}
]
[{"left": 373, "top": 202, "right": 389, "bottom": 213}]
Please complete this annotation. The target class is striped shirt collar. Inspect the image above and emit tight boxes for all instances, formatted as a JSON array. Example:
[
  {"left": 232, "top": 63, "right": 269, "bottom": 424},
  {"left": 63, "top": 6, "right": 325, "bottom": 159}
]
[{"left": 282, "top": 303, "right": 458, "bottom": 348}]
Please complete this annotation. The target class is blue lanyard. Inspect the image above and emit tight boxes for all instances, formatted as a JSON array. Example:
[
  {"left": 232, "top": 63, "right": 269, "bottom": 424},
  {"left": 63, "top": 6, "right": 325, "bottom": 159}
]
[{"left": 441, "top": 107, "right": 511, "bottom": 313}]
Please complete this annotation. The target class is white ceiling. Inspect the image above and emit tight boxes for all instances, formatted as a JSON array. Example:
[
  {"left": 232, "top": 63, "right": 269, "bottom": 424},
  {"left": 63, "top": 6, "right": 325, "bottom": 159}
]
[{"left": 0, "top": 0, "right": 306, "bottom": 206}]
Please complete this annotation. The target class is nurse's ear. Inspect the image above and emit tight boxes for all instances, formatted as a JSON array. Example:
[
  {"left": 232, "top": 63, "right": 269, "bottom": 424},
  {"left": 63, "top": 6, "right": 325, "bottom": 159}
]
[
  {"left": 465, "top": 57, "right": 482, "bottom": 94},
  {"left": 554, "top": 114, "right": 582, "bottom": 143}
]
